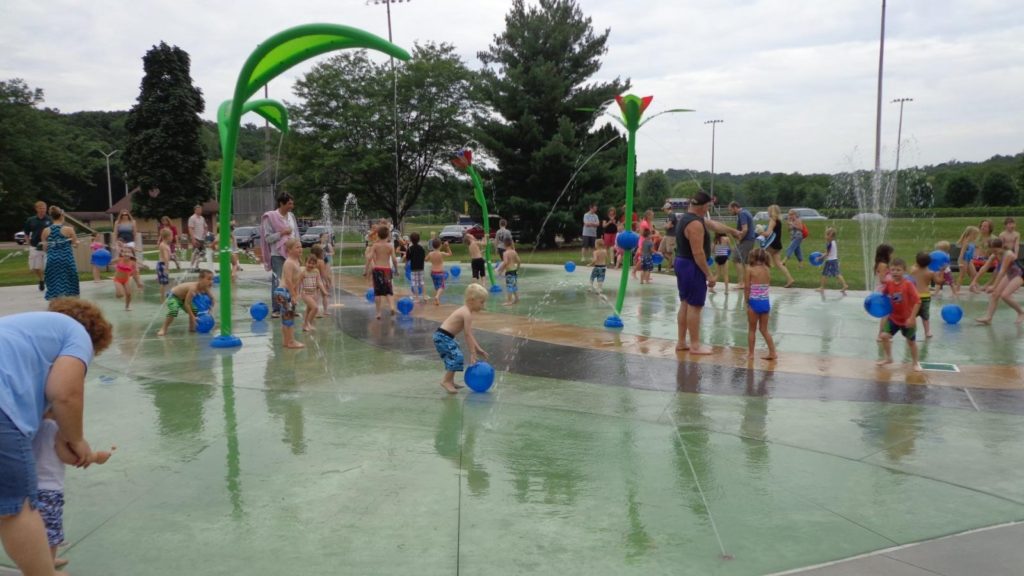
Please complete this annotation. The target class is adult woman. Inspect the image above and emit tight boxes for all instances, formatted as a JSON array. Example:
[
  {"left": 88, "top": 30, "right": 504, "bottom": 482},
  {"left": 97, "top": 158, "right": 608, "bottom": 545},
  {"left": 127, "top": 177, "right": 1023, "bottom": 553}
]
[
  {"left": 40, "top": 206, "right": 80, "bottom": 300},
  {"left": 0, "top": 298, "right": 112, "bottom": 576},
  {"left": 760, "top": 204, "right": 795, "bottom": 288},
  {"left": 601, "top": 207, "right": 618, "bottom": 267},
  {"left": 781, "top": 208, "right": 804, "bottom": 267},
  {"left": 158, "top": 216, "right": 181, "bottom": 270},
  {"left": 115, "top": 210, "right": 137, "bottom": 249}
]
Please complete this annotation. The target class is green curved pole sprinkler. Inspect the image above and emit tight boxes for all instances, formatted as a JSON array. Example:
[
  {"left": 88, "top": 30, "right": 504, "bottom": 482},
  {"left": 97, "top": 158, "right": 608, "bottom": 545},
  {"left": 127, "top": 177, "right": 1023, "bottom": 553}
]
[
  {"left": 451, "top": 149, "right": 500, "bottom": 292},
  {"left": 211, "top": 23, "right": 410, "bottom": 348},
  {"left": 605, "top": 95, "right": 692, "bottom": 329}
]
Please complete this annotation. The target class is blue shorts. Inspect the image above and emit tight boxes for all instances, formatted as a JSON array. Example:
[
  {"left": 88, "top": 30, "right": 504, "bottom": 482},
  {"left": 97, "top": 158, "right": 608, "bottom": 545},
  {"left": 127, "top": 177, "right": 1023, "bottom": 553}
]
[
  {"left": 641, "top": 255, "right": 654, "bottom": 272},
  {"left": 505, "top": 270, "right": 518, "bottom": 293},
  {"left": 431, "top": 272, "right": 446, "bottom": 291},
  {"left": 674, "top": 257, "right": 707, "bottom": 307},
  {"left": 433, "top": 329, "right": 464, "bottom": 372},
  {"left": 0, "top": 411, "right": 39, "bottom": 516},
  {"left": 590, "top": 265, "right": 606, "bottom": 283},
  {"left": 157, "top": 261, "right": 169, "bottom": 285},
  {"left": 38, "top": 489, "right": 64, "bottom": 546},
  {"left": 822, "top": 260, "right": 840, "bottom": 277}
]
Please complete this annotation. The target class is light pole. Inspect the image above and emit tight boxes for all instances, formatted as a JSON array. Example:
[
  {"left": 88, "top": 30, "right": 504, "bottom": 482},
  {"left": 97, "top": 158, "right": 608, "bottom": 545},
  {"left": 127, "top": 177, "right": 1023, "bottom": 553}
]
[
  {"left": 872, "top": 0, "right": 887, "bottom": 210},
  {"left": 891, "top": 97, "right": 913, "bottom": 200},
  {"left": 95, "top": 149, "right": 119, "bottom": 227},
  {"left": 367, "top": 0, "right": 408, "bottom": 229},
  {"left": 704, "top": 120, "right": 724, "bottom": 197}
]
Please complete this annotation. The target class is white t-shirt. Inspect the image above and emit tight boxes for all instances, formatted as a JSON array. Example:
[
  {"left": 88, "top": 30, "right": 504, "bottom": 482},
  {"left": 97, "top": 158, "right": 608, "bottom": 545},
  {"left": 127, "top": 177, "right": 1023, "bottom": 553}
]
[
  {"left": 32, "top": 419, "right": 65, "bottom": 491},
  {"left": 826, "top": 240, "right": 839, "bottom": 261},
  {"left": 582, "top": 212, "right": 599, "bottom": 237},
  {"left": 188, "top": 214, "right": 208, "bottom": 241}
]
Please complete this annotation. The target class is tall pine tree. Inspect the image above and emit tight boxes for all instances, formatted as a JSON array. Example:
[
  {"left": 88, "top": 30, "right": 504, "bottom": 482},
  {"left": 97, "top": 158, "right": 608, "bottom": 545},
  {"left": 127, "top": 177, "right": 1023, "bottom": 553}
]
[
  {"left": 476, "top": 0, "right": 629, "bottom": 246},
  {"left": 124, "top": 42, "right": 210, "bottom": 219}
]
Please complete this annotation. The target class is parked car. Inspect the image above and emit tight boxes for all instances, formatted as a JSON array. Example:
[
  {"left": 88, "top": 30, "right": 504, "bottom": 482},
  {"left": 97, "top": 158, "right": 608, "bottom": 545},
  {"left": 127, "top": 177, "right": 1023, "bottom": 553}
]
[
  {"left": 438, "top": 224, "right": 469, "bottom": 243},
  {"left": 792, "top": 207, "right": 827, "bottom": 221},
  {"left": 14, "top": 231, "right": 27, "bottom": 245},
  {"left": 852, "top": 212, "right": 885, "bottom": 222},
  {"left": 300, "top": 225, "right": 334, "bottom": 248},
  {"left": 753, "top": 211, "right": 769, "bottom": 222},
  {"left": 233, "top": 226, "right": 260, "bottom": 249}
]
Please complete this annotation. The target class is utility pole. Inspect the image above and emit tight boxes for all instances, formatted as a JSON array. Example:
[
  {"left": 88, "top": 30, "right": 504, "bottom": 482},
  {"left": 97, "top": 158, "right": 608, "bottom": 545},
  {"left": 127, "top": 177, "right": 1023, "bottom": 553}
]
[
  {"left": 95, "top": 149, "right": 119, "bottom": 228},
  {"left": 704, "top": 120, "right": 724, "bottom": 197},
  {"left": 367, "top": 0, "right": 408, "bottom": 230},
  {"left": 873, "top": 0, "right": 887, "bottom": 210},
  {"left": 891, "top": 97, "right": 913, "bottom": 200}
]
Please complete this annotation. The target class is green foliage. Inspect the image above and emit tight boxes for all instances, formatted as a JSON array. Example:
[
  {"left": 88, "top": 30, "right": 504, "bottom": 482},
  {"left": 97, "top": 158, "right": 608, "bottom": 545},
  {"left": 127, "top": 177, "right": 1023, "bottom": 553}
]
[
  {"left": 637, "top": 170, "right": 669, "bottom": 212},
  {"left": 207, "top": 158, "right": 264, "bottom": 188},
  {"left": 475, "top": 0, "right": 629, "bottom": 247},
  {"left": 285, "top": 42, "right": 477, "bottom": 225},
  {"left": 123, "top": 42, "right": 211, "bottom": 220},
  {"left": 945, "top": 174, "right": 979, "bottom": 207},
  {"left": 980, "top": 171, "right": 1018, "bottom": 206}
]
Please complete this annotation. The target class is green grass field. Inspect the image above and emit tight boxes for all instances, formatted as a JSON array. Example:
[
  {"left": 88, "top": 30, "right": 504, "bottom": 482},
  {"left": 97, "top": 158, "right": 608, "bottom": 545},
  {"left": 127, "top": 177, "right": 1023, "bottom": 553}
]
[{"left": 0, "top": 217, "right": 983, "bottom": 289}]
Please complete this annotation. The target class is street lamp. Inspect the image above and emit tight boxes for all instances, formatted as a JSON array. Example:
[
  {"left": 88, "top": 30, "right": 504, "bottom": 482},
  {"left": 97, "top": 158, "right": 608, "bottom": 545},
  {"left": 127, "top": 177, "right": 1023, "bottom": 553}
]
[
  {"left": 367, "top": 0, "right": 410, "bottom": 229},
  {"left": 891, "top": 97, "right": 913, "bottom": 199},
  {"left": 95, "top": 149, "right": 119, "bottom": 227},
  {"left": 704, "top": 120, "right": 724, "bottom": 197},
  {"left": 872, "top": 0, "right": 887, "bottom": 209}
]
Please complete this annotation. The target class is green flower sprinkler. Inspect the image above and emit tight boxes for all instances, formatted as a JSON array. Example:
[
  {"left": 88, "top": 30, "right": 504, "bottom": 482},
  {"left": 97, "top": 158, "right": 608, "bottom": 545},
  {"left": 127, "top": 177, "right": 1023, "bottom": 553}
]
[{"left": 451, "top": 149, "right": 501, "bottom": 293}]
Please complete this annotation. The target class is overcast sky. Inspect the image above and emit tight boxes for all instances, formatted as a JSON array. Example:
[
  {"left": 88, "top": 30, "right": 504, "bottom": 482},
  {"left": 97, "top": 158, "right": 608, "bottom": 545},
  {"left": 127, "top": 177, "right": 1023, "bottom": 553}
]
[{"left": 3, "top": 0, "right": 1022, "bottom": 175}]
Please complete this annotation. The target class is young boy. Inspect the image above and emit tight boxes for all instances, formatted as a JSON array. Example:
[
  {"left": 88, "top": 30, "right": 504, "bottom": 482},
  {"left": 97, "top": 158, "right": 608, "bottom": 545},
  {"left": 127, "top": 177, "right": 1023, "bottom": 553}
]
[
  {"left": 157, "top": 228, "right": 173, "bottom": 301},
  {"left": 426, "top": 238, "right": 453, "bottom": 305},
  {"left": 639, "top": 228, "right": 657, "bottom": 284},
  {"left": 156, "top": 269, "right": 215, "bottom": 336},
  {"left": 590, "top": 238, "right": 608, "bottom": 295},
  {"left": 495, "top": 219, "right": 513, "bottom": 263},
  {"left": 878, "top": 258, "right": 922, "bottom": 371},
  {"left": 999, "top": 217, "right": 1020, "bottom": 253},
  {"left": 466, "top": 232, "right": 486, "bottom": 285},
  {"left": 497, "top": 238, "right": 520, "bottom": 306},
  {"left": 406, "top": 232, "right": 426, "bottom": 301},
  {"left": 368, "top": 225, "right": 398, "bottom": 319},
  {"left": 433, "top": 283, "right": 490, "bottom": 393},
  {"left": 910, "top": 251, "right": 935, "bottom": 338},
  {"left": 276, "top": 238, "right": 305, "bottom": 348}
]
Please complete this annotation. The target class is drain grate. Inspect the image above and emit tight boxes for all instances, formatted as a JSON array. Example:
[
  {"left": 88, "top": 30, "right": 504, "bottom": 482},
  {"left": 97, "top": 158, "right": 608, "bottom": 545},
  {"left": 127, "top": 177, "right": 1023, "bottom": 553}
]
[{"left": 920, "top": 362, "right": 960, "bottom": 372}]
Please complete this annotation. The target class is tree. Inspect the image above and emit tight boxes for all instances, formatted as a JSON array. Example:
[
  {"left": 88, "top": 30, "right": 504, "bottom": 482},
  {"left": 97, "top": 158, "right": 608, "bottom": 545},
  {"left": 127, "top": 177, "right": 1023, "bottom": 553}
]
[
  {"left": 286, "top": 42, "right": 478, "bottom": 226},
  {"left": 980, "top": 171, "right": 1018, "bottom": 206},
  {"left": 123, "top": 42, "right": 210, "bottom": 219},
  {"left": 475, "top": 0, "right": 629, "bottom": 246},
  {"left": 945, "top": 174, "right": 978, "bottom": 207},
  {"left": 637, "top": 170, "right": 670, "bottom": 212}
]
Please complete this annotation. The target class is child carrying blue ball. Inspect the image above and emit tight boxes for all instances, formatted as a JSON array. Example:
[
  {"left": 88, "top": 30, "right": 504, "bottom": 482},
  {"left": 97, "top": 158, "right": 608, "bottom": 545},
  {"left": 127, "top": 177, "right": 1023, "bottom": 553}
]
[{"left": 433, "top": 283, "right": 489, "bottom": 394}]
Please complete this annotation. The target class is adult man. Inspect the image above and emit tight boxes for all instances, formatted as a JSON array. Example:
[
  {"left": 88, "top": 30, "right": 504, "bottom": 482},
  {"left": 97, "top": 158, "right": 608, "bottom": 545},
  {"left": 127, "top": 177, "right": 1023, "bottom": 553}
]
[
  {"left": 675, "top": 192, "right": 734, "bottom": 354},
  {"left": 23, "top": 201, "right": 51, "bottom": 291},
  {"left": 729, "top": 201, "right": 757, "bottom": 287},
  {"left": 260, "top": 192, "right": 299, "bottom": 317},
  {"left": 187, "top": 205, "right": 209, "bottom": 271},
  {"left": 581, "top": 203, "right": 600, "bottom": 262},
  {"left": 661, "top": 201, "right": 677, "bottom": 260}
]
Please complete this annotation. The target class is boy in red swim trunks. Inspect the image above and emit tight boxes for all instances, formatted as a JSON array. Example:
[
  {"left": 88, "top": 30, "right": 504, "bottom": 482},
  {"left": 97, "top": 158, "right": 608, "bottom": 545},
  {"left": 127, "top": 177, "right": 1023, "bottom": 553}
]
[
  {"left": 878, "top": 258, "right": 922, "bottom": 371},
  {"left": 368, "top": 225, "right": 398, "bottom": 319}
]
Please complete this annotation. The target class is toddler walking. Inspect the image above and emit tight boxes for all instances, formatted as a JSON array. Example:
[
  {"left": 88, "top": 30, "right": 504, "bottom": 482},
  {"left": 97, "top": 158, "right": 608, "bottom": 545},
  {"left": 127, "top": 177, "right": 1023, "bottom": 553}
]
[
  {"left": 712, "top": 233, "right": 731, "bottom": 292},
  {"left": 816, "top": 227, "right": 849, "bottom": 294},
  {"left": 300, "top": 253, "right": 328, "bottom": 331},
  {"left": 744, "top": 248, "right": 778, "bottom": 360},
  {"left": 497, "top": 238, "right": 521, "bottom": 305},
  {"left": 590, "top": 238, "right": 607, "bottom": 295},
  {"left": 878, "top": 258, "right": 922, "bottom": 371}
]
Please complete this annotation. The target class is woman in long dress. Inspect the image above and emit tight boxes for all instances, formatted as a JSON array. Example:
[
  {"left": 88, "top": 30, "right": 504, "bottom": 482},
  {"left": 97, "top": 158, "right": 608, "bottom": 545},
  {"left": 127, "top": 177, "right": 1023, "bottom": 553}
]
[{"left": 40, "top": 206, "right": 80, "bottom": 300}]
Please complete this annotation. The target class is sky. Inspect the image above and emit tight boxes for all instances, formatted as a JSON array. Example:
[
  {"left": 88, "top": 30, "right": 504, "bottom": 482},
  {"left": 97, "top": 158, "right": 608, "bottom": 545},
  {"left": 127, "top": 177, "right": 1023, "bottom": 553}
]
[{"left": 3, "top": 0, "right": 1022, "bottom": 175}]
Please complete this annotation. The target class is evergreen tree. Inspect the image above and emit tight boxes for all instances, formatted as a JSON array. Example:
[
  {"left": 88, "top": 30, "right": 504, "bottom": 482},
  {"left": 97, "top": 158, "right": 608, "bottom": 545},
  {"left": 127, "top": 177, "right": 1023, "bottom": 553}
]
[
  {"left": 124, "top": 42, "right": 210, "bottom": 219},
  {"left": 476, "top": 0, "right": 629, "bottom": 246}
]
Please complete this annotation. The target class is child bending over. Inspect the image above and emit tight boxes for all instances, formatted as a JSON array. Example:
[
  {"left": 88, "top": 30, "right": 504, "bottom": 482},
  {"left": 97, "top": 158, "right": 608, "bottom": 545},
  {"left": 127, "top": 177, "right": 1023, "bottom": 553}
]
[
  {"left": 156, "top": 270, "right": 215, "bottom": 336},
  {"left": 433, "top": 283, "right": 490, "bottom": 393}
]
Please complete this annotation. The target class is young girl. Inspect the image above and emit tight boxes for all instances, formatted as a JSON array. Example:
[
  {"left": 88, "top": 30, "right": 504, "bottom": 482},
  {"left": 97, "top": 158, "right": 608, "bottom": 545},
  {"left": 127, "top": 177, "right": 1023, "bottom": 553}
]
[
  {"left": 311, "top": 245, "right": 333, "bottom": 315},
  {"left": 639, "top": 228, "right": 656, "bottom": 284},
  {"left": 89, "top": 233, "right": 105, "bottom": 282},
  {"left": 157, "top": 228, "right": 173, "bottom": 301},
  {"left": 300, "top": 253, "right": 328, "bottom": 331},
  {"left": 816, "top": 227, "right": 849, "bottom": 294},
  {"left": 744, "top": 248, "right": 777, "bottom": 360},
  {"left": 955, "top": 225, "right": 981, "bottom": 288},
  {"left": 874, "top": 243, "right": 894, "bottom": 290},
  {"left": 712, "top": 233, "right": 731, "bottom": 293},
  {"left": 932, "top": 240, "right": 957, "bottom": 296},
  {"left": 974, "top": 238, "right": 1024, "bottom": 325},
  {"left": 113, "top": 249, "right": 136, "bottom": 310}
]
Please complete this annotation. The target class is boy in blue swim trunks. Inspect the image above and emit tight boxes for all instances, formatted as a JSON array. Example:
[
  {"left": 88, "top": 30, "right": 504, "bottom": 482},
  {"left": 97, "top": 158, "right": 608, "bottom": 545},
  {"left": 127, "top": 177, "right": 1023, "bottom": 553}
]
[
  {"left": 426, "top": 238, "right": 452, "bottom": 306},
  {"left": 433, "top": 283, "right": 489, "bottom": 393},
  {"left": 496, "top": 238, "right": 520, "bottom": 306}
]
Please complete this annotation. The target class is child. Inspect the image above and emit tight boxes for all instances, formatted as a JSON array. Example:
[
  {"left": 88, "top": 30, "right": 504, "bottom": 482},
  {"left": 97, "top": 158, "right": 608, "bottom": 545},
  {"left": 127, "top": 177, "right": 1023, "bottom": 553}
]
[
  {"left": 319, "top": 232, "right": 334, "bottom": 265},
  {"left": 466, "top": 232, "right": 486, "bottom": 285},
  {"left": 910, "top": 252, "right": 935, "bottom": 338},
  {"left": 89, "top": 233, "right": 105, "bottom": 282},
  {"left": 816, "top": 227, "right": 849, "bottom": 293},
  {"left": 369, "top": 225, "right": 398, "bottom": 319},
  {"left": 955, "top": 225, "right": 981, "bottom": 288},
  {"left": 613, "top": 222, "right": 625, "bottom": 269},
  {"left": 426, "top": 238, "right": 453, "bottom": 305},
  {"left": 969, "top": 238, "right": 1006, "bottom": 294},
  {"left": 999, "top": 217, "right": 1020, "bottom": 252},
  {"left": 300, "top": 253, "right": 327, "bottom": 331},
  {"left": 497, "top": 238, "right": 521, "bottom": 305},
  {"left": 590, "top": 238, "right": 608, "bottom": 295},
  {"left": 651, "top": 228, "right": 663, "bottom": 272},
  {"left": 744, "top": 248, "right": 777, "bottom": 360},
  {"left": 113, "top": 249, "right": 136, "bottom": 311},
  {"left": 32, "top": 412, "right": 115, "bottom": 570},
  {"left": 931, "top": 240, "right": 957, "bottom": 296},
  {"left": 874, "top": 243, "right": 894, "bottom": 290},
  {"left": 311, "top": 245, "right": 332, "bottom": 315},
  {"left": 639, "top": 228, "right": 656, "bottom": 284},
  {"left": 878, "top": 258, "right": 922, "bottom": 371},
  {"left": 712, "top": 233, "right": 731, "bottom": 293},
  {"left": 974, "top": 238, "right": 1024, "bottom": 325},
  {"left": 274, "top": 239, "right": 305, "bottom": 348},
  {"left": 433, "top": 283, "right": 489, "bottom": 393},
  {"left": 157, "top": 228, "right": 173, "bottom": 301},
  {"left": 407, "top": 232, "right": 426, "bottom": 301},
  {"left": 156, "top": 270, "right": 215, "bottom": 336}
]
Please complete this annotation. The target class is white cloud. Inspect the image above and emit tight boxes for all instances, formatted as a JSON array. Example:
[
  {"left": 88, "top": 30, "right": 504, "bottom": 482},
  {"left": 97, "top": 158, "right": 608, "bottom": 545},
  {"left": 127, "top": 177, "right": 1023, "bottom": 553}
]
[{"left": 1, "top": 0, "right": 1021, "bottom": 174}]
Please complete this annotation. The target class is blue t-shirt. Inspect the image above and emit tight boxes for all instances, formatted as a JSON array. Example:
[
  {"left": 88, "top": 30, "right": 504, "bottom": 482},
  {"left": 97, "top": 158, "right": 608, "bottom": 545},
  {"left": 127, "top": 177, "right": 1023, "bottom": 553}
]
[
  {"left": 737, "top": 210, "right": 755, "bottom": 241},
  {"left": 0, "top": 312, "right": 93, "bottom": 436}
]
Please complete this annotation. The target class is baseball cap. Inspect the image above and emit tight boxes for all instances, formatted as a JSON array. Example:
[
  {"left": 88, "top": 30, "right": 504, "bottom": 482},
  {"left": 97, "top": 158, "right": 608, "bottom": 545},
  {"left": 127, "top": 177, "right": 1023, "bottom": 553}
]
[
  {"left": 690, "top": 191, "right": 713, "bottom": 206},
  {"left": 662, "top": 201, "right": 673, "bottom": 211}
]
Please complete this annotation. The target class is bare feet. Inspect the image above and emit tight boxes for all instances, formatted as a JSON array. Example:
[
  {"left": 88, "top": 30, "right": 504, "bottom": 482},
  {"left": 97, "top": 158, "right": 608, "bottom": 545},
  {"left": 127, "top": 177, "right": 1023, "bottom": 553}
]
[
  {"left": 454, "top": 382, "right": 465, "bottom": 389},
  {"left": 55, "top": 558, "right": 68, "bottom": 568},
  {"left": 762, "top": 354, "right": 778, "bottom": 360},
  {"left": 913, "top": 363, "right": 923, "bottom": 372},
  {"left": 285, "top": 341, "right": 305, "bottom": 349},
  {"left": 876, "top": 358, "right": 893, "bottom": 366},
  {"left": 441, "top": 381, "right": 458, "bottom": 394},
  {"left": 676, "top": 343, "right": 689, "bottom": 351},
  {"left": 125, "top": 306, "right": 131, "bottom": 311},
  {"left": 688, "top": 345, "right": 713, "bottom": 355},
  {"left": 925, "top": 332, "right": 933, "bottom": 338},
  {"left": 784, "top": 281, "right": 794, "bottom": 288},
  {"left": 156, "top": 330, "right": 166, "bottom": 336},
  {"left": 815, "top": 287, "right": 824, "bottom": 293},
  {"left": 841, "top": 286, "right": 848, "bottom": 294},
  {"left": 434, "top": 298, "right": 440, "bottom": 306},
  {"left": 975, "top": 317, "right": 992, "bottom": 325},
  {"left": 502, "top": 301, "right": 514, "bottom": 306}
]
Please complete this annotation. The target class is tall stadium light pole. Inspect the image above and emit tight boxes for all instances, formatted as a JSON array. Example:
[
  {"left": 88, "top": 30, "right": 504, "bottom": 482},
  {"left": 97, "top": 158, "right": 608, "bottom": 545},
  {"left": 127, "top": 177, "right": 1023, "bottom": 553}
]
[
  {"left": 891, "top": 97, "right": 913, "bottom": 200},
  {"left": 872, "top": 0, "right": 887, "bottom": 211},
  {"left": 95, "top": 149, "right": 119, "bottom": 227},
  {"left": 368, "top": 0, "right": 408, "bottom": 229},
  {"left": 704, "top": 120, "right": 723, "bottom": 197}
]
